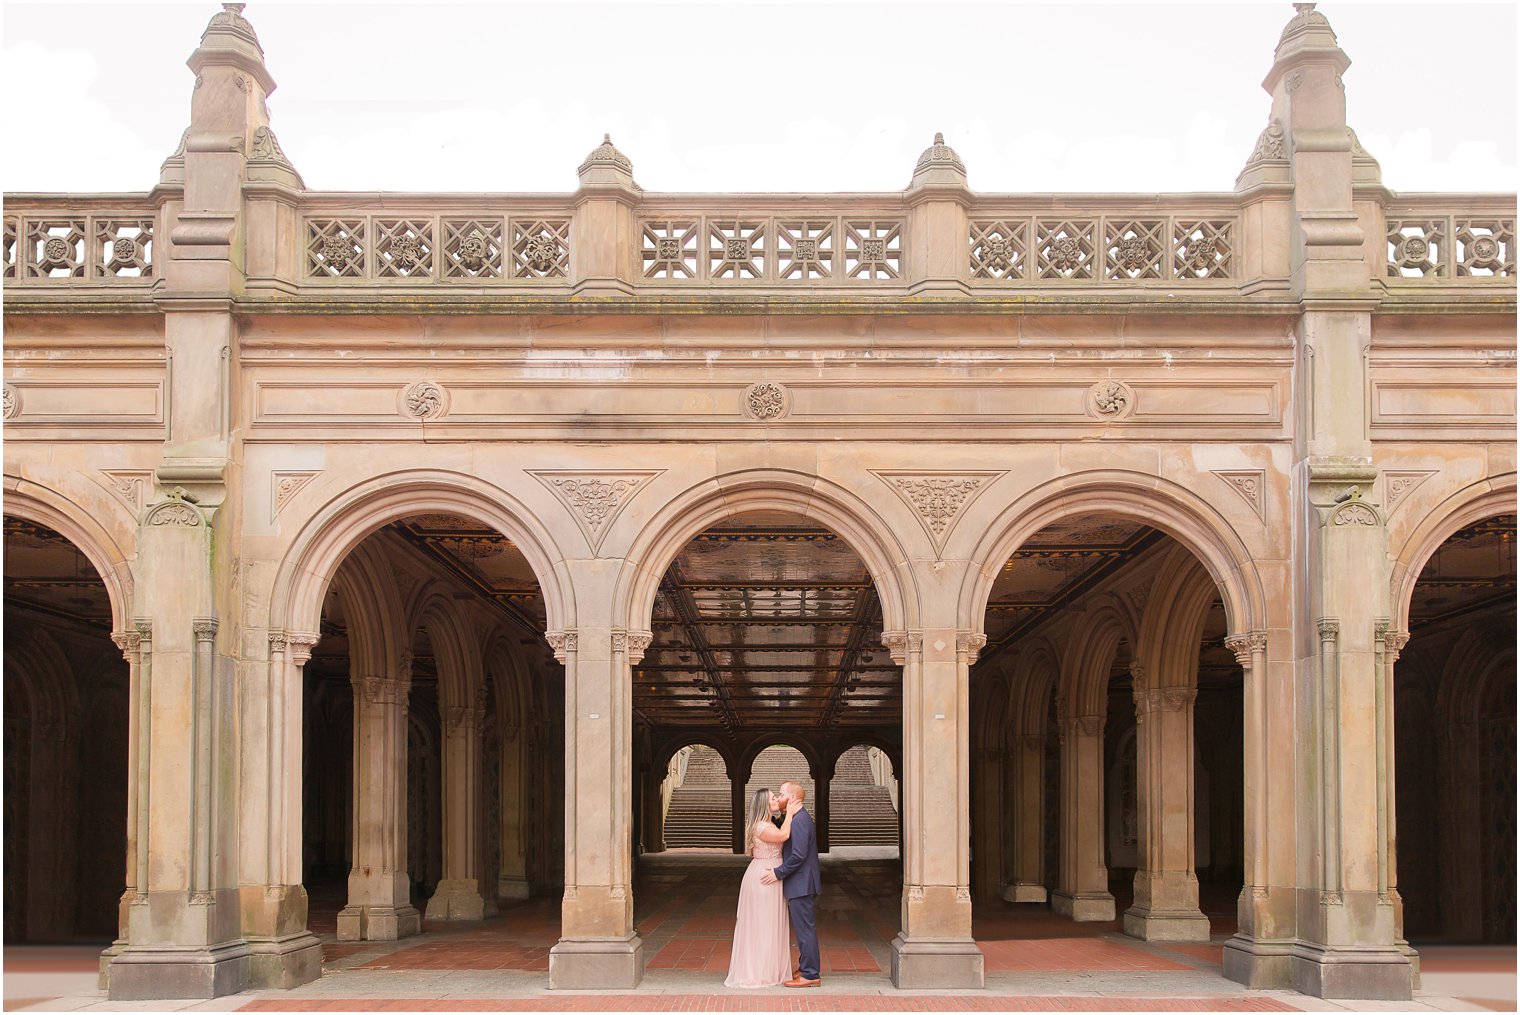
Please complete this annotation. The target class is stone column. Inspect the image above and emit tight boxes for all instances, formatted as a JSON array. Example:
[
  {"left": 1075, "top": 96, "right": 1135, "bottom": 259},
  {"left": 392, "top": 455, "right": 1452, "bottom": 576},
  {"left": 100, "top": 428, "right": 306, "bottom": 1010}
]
[
  {"left": 730, "top": 769, "right": 747, "bottom": 854},
  {"left": 26, "top": 710, "right": 79, "bottom": 940},
  {"left": 548, "top": 628, "right": 649, "bottom": 989},
  {"left": 427, "top": 694, "right": 490, "bottom": 920},
  {"left": 497, "top": 724, "right": 531, "bottom": 899},
  {"left": 642, "top": 760, "right": 667, "bottom": 855},
  {"left": 1052, "top": 699, "right": 1114, "bottom": 921},
  {"left": 1004, "top": 733, "right": 1047, "bottom": 903},
  {"left": 973, "top": 747, "right": 1003, "bottom": 900},
  {"left": 105, "top": 499, "right": 250, "bottom": 1000},
  {"left": 1124, "top": 674, "right": 1209, "bottom": 941},
  {"left": 888, "top": 630, "right": 984, "bottom": 989},
  {"left": 814, "top": 764, "right": 831, "bottom": 855},
  {"left": 337, "top": 656, "right": 420, "bottom": 941}
]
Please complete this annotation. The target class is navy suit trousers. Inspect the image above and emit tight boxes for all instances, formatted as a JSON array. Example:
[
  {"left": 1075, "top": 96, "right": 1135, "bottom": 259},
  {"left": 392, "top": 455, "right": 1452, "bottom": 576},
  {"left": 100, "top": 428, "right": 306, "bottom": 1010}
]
[{"left": 788, "top": 893, "right": 820, "bottom": 980}]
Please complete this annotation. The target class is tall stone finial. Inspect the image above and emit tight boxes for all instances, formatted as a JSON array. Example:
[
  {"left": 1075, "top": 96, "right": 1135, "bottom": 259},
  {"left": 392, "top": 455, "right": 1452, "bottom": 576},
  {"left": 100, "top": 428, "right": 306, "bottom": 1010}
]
[
  {"left": 577, "top": 133, "right": 638, "bottom": 189},
  {"left": 1277, "top": 0, "right": 1336, "bottom": 52},
  {"left": 909, "top": 131, "right": 967, "bottom": 190}
]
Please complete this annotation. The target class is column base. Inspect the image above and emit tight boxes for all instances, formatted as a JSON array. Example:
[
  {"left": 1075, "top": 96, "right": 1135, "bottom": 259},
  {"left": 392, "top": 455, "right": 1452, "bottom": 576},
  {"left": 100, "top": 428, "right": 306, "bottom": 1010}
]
[
  {"left": 1002, "top": 882, "right": 1047, "bottom": 904},
  {"left": 1222, "top": 934, "right": 1292, "bottom": 988},
  {"left": 335, "top": 903, "right": 421, "bottom": 942},
  {"left": 1122, "top": 905, "right": 1210, "bottom": 942},
  {"left": 425, "top": 879, "right": 487, "bottom": 921},
  {"left": 1051, "top": 890, "right": 1115, "bottom": 922},
  {"left": 246, "top": 931, "right": 324, "bottom": 989},
  {"left": 890, "top": 934, "right": 985, "bottom": 988},
  {"left": 1289, "top": 942, "right": 1413, "bottom": 1000},
  {"left": 548, "top": 934, "right": 644, "bottom": 988},
  {"left": 497, "top": 874, "right": 531, "bottom": 901},
  {"left": 105, "top": 940, "right": 251, "bottom": 1001}
]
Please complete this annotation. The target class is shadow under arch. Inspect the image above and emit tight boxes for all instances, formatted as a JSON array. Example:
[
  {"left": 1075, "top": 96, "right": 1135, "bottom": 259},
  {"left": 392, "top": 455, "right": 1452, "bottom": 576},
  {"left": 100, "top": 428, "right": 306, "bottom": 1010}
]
[
  {"left": 4, "top": 474, "right": 135, "bottom": 632},
  {"left": 269, "top": 469, "right": 573, "bottom": 639},
  {"left": 1389, "top": 472, "right": 1517, "bottom": 633},
  {"left": 959, "top": 470, "right": 1266, "bottom": 642},
  {"left": 612, "top": 469, "right": 917, "bottom": 640},
  {"left": 653, "top": 738, "right": 736, "bottom": 780},
  {"left": 738, "top": 736, "right": 824, "bottom": 781}
]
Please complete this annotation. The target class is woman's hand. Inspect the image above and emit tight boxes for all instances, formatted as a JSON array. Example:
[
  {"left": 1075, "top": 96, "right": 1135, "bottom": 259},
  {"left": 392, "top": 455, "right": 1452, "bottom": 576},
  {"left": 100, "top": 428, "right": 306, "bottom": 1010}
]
[{"left": 786, "top": 799, "right": 803, "bottom": 817}]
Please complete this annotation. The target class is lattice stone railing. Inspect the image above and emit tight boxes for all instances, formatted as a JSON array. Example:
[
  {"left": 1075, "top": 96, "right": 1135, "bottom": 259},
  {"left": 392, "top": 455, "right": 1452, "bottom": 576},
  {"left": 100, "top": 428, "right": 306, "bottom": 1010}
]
[
  {"left": 3, "top": 212, "right": 156, "bottom": 281},
  {"left": 1385, "top": 209, "right": 1515, "bottom": 280},
  {"left": 970, "top": 215, "right": 1234, "bottom": 282},
  {"left": 640, "top": 215, "right": 903, "bottom": 281},
  {"left": 305, "top": 214, "right": 570, "bottom": 281}
]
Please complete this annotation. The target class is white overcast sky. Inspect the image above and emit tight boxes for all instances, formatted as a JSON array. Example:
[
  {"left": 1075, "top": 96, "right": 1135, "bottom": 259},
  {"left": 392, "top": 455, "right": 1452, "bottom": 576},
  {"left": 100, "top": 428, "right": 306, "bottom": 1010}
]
[{"left": 2, "top": 2, "right": 1515, "bottom": 195}]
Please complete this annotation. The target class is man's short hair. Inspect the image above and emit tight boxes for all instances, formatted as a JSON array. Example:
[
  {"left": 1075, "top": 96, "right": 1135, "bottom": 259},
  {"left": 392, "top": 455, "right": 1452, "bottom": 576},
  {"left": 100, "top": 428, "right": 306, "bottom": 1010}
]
[{"left": 781, "top": 780, "right": 807, "bottom": 801}]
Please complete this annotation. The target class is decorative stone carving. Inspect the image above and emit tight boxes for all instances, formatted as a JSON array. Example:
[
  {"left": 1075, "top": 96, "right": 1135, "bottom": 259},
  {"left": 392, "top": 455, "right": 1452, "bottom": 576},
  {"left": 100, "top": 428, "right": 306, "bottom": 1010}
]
[
  {"left": 1212, "top": 469, "right": 1266, "bottom": 520},
  {"left": 1074, "top": 715, "right": 1104, "bottom": 737},
  {"left": 205, "top": 2, "right": 261, "bottom": 50},
  {"left": 957, "top": 631, "right": 988, "bottom": 663},
  {"left": 874, "top": 471, "right": 1004, "bottom": 554},
  {"left": 511, "top": 219, "right": 570, "bottom": 278},
  {"left": 112, "top": 629, "right": 143, "bottom": 659},
  {"left": 192, "top": 618, "right": 219, "bottom": 642},
  {"left": 1088, "top": 379, "right": 1134, "bottom": 419},
  {"left": 578, "top": 134, "right": 633, "bottom": 176},
  {"left": 907, "top": 885, "right": 925, "bottom": 903},
  {"left": 1383, "top": 470, "right": 1436, "bottom": 510},
  {"left": 1329, "top": 486, "right": 1381, "bottom": 527},
  {"left": 271, "top": 470, "right": 320, "bottom": 521},
  {"left": 914, "top": 133, "right": 965, "bottom": 174},
  {"left": 2, "top": 383, "right": 16, "bottom": 420},
  {"left": 970, "top": 221, "right": 1027, "bottom": 280},
  {"left": 400, "top": 381, "right": 447, "bottom": 421},
  {"left": 743, "top": 381, "right": 790, "bottom": 421},
  {"left": 546, "top": 630, "right": 577, "bottom": 663},
  {"left": 1317, "top": 617, "right": 1340, "bottom": 642},
  {"left": 97, "top": 470, "right": 152, "bottom": 513},
  {"left": 1245, "top": 118, "right": 1287, "bottom": 167},
  {"left": 1175, "top": 221, "right": 1232, "bottom": 278},
  {"left": 879, "top": 630, "right": 921, "bottom": 665},
  {"left": 248, "top": 125, "right": 293, "bottom": 169},
  {"left": 144, "top": 490, "right": 203, "bottom": 527},
  {"left": 530, "top": 470, "right": 661, "bottom": 553},
  {"left": 955, "top": 886, "right": 972, "bottom": 903}
]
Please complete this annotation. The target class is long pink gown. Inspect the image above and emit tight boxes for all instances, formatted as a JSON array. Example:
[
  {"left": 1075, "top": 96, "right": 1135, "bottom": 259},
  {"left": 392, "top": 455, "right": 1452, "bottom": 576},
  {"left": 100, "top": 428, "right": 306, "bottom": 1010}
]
[{"left": 724, "top": 821, "right": 792, "bottom": 988}]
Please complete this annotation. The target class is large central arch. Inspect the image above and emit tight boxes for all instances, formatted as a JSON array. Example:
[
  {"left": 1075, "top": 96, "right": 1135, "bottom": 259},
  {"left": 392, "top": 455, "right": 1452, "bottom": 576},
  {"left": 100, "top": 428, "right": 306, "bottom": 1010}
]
[{"left": 612, "top": 469, "right": 918, "bottom": 638}]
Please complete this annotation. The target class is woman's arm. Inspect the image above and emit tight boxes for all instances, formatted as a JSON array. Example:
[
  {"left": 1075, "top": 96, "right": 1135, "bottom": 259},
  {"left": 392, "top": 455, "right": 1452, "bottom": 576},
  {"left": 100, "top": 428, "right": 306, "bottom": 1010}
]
[{"left": 754, "top": 808, "right": 796, "bottom": 844}]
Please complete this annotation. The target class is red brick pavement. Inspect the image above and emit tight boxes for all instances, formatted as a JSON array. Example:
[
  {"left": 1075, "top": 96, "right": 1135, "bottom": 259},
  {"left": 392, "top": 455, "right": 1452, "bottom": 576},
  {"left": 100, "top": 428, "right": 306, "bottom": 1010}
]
[{"left": 239, "top": 996, "right": 1298, "bottom": 1011}]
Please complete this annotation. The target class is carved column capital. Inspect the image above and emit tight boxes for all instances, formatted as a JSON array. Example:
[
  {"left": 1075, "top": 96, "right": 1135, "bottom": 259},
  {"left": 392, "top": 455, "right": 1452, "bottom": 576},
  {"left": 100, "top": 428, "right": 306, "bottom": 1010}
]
[
  {"left": 287, "top": 632, "right": 320, "bottom": 666},
  {"left": 112, "top": 629, "right": 143, "bottom": 659},
  {"left": 444, "top": 705, "right": 486, "bottom": 735},
  {"left": 956, "top": 630, "right": 988, "bottom": 663},
  {"left": 612, "top": 629, "right": 654, "bottom": 665},
  {"left": 1374, "top": 620, "right": 1410, "bottom": 662},
  {"left": 192, "top": 616, "right": 219, "bottom": 642},
  {"left": 546, "top": 629, "right": 577, "bottom": 663},
  {"left": 1317, "top": 617, "right": 1340, "bottom": 643},
  {"left": 880, "top": 630, "right": 922, "bottom": 665}
]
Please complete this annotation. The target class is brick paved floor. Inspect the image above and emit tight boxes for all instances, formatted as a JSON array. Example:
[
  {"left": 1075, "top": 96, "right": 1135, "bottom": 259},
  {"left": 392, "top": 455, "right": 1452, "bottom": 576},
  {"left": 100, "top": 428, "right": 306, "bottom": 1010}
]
[{"left": 5, "top": 858, "right": 1511, "bottom": 1011}]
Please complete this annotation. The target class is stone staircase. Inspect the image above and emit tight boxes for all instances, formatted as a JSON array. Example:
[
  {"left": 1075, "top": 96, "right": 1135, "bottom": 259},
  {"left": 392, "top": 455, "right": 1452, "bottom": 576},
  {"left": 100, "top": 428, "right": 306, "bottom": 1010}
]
[
  {"left": 828, "top": 746, "right": 899, "bottom": 847},
  {"left": 663, "top": 747, "right": 731, "bottom": 848}
]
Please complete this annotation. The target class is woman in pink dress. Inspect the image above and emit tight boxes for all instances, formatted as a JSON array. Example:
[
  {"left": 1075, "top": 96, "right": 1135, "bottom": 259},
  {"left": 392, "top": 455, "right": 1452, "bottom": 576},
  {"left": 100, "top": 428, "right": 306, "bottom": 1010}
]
[{"left": 724, "top": 788, "right": 802, "bottom": 988}]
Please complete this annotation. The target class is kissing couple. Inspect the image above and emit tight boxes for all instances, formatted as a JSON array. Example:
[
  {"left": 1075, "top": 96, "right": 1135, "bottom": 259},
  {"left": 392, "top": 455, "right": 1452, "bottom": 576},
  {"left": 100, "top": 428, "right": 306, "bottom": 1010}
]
[{"left": 723, "top": 779, "right": 822, "bottom": 988}]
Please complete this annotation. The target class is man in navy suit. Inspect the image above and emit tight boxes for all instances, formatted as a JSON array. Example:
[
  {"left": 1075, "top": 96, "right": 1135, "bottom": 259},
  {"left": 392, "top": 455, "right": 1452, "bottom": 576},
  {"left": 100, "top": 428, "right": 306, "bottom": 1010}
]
[{"left": 760, "top": 779, "right": 821, "bottom": 987}]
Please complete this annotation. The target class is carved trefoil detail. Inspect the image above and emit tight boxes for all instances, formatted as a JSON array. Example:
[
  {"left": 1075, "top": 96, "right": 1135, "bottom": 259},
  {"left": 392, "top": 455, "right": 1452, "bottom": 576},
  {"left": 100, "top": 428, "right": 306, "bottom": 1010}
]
[
  {"left": 270, "top": 470, "right": 321, "bottom": 521},
  {"left": 1212, "top": 469, "right": 1267, "bottom": 521},
  {"left": 873, "top": 471, "right": 1005, "bottom": 555},
  {"left": 531, "top": 470, "right": 662, "bottom": 553}
]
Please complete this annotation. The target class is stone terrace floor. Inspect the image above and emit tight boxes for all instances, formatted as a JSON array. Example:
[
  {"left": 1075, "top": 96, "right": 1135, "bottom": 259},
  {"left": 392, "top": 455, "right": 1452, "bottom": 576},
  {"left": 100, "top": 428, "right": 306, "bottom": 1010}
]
[{"left": 6, "top": 851, "right": 1514, "bottom": 1012}]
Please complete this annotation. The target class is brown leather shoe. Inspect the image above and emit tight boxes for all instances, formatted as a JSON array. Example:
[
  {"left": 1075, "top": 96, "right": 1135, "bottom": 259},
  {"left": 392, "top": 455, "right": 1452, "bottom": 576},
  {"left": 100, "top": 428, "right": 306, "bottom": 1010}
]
[{"left": 784, "top": 977, "right": 821, "bottom": 988}]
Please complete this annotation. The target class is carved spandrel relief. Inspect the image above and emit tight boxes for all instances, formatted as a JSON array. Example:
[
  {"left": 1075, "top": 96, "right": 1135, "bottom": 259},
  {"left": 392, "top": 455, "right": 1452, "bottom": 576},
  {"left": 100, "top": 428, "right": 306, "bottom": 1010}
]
[
  {"left": 1212, "top": 469, "right": 1266, "bottom": 521},
  {"left": 100, "top": 470, "right": 155, "bottom": 513},
  {"left": 530, "top": 470, "right": 662, "bottom": 553},
  {"left": 1382, "top": 470, "right": 1437, "bottom": 513},
  {"left": 872, "top": 470, "right": 1005, "bottom": 556},
  {"left": 270, "top": 470, "right": 320, "bottom": 522}
]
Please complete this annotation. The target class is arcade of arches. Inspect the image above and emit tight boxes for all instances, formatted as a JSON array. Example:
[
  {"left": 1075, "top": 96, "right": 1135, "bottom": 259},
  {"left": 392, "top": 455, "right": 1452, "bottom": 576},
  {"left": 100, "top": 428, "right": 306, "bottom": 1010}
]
[{"left": 2, "top": 1, "right": 1515, "bottom": 1006}]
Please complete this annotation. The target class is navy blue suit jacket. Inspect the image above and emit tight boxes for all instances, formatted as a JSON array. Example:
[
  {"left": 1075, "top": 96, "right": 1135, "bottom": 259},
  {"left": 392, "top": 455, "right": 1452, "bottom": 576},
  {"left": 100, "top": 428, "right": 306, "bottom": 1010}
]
[{"left": 772, "top": 807, "right": 821, "bottom": 899}]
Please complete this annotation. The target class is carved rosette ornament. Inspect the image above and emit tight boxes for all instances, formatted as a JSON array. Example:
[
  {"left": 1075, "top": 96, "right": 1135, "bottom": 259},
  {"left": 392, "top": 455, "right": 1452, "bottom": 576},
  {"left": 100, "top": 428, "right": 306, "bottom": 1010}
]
[
  {"left": 743, "top": 381, "right": 790, "bottom": 421},
  {"left": 1088, "top": 379, "right": 1135, "bottom": 419},
  {"left": 2, "top": 383, "right": 16, "bottom": 420},
  {"left": 399, "top": 380, "right": 447, "bottom": 421}
]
